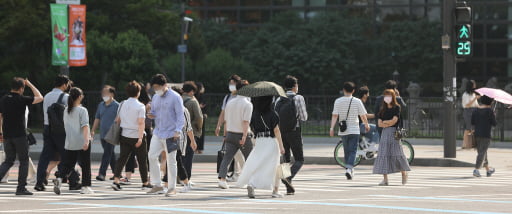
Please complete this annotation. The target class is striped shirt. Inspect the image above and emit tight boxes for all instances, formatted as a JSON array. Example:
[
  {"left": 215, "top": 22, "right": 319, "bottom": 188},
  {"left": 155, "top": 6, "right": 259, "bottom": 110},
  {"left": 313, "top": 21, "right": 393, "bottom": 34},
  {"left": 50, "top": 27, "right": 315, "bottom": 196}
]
[{"left": 332, "top": 96, "right": 367, "bottom": 136}]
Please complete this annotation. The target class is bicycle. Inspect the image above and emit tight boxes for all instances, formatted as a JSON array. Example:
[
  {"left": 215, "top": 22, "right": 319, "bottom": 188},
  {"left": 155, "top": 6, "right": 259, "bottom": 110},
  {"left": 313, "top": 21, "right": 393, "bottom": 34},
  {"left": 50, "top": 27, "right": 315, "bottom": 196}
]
[{"left": 334, "top": 135, "right": 414, "bottom": 168}]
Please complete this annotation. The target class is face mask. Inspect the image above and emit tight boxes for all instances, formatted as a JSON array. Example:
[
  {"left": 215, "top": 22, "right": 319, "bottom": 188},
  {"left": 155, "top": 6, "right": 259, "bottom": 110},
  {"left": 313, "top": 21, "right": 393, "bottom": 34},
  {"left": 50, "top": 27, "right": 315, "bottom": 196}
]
[
  {"left": 229, "top": 85, "right": 237, "bottom": 92},
  {"left": 102, "top": 96, "right": 110, "bottom": 102},
  {"left": 384, "top": 96, "right": 392, "bottom": 104},
  {"left": 155, "top": 90, "right": 164, "bottom": 96}
]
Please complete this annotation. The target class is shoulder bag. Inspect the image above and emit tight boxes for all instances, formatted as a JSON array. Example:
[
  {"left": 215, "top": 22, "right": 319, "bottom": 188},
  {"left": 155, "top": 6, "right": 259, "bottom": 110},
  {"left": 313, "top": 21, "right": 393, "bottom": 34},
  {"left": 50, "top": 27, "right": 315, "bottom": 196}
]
[
  {"left": 104, "top": 101, "right": 124, "bottom": 145},
  {"left": 338, "top": 97, "right": 353, "bottom": 132}
]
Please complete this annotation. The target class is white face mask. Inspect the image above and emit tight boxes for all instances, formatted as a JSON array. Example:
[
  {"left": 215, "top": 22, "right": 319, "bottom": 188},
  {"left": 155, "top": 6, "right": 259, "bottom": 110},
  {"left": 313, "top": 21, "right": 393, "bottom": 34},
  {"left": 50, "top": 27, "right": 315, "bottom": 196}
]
[
  {"left": 155, "top": 90, "right": 164, "bottom": 96},
  {"left": 102, "top": 96, "right": 110, "bottom": 102},
  {"left": 384, "top": 96, "right": 392, "bottom": 104},
  {"left": 229, "top": 84, "right": 237, "bottom": 92}
]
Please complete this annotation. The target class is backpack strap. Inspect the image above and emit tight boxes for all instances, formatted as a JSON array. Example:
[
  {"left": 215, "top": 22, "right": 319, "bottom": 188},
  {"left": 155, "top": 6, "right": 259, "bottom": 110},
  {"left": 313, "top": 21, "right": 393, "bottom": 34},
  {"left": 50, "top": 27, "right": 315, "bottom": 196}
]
[
  {"left": 223, "top": 94, "right": 231, "bottom": 107},
  {"left": 184, "top": 98, "right": 193, "bottom": 105},
  {"left": 57, "top": 93, "right": 65, "bottom": 105}
]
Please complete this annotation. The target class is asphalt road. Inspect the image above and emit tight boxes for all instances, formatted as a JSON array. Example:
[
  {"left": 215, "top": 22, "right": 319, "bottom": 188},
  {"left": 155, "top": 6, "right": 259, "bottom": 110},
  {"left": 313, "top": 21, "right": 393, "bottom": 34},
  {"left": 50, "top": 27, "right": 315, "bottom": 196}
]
[{"left": 0, "top": 163, "right": 511, "bottom": 214}]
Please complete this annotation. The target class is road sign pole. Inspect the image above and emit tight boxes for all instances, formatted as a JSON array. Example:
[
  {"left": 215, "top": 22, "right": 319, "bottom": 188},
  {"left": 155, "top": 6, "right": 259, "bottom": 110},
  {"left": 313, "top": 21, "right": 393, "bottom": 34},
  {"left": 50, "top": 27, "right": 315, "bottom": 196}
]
[{"left": 443, "top": 0, "right": 457, "bottom": 158}]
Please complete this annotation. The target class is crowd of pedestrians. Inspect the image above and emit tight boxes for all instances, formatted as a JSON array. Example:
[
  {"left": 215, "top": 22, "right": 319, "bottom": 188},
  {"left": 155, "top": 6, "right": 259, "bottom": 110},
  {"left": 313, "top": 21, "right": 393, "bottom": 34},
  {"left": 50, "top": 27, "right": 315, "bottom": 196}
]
[{"left": 0, "top": 74, "right": 499, "bottom": 197}]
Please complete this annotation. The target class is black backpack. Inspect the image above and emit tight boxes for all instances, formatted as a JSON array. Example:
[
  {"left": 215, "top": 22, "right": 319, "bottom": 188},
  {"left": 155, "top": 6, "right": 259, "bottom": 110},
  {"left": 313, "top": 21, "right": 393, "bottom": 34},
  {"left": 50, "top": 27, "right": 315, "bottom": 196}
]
[
  {"left": 275, "top": 95, "right": 298, "bottom": 132},
  {"left": 47, "top": 93, "right": 66, "bottom": 135}
]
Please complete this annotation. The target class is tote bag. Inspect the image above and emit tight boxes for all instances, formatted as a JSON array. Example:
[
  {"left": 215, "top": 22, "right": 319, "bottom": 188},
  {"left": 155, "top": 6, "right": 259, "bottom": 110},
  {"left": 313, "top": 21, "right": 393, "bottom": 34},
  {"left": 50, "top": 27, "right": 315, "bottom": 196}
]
[{"left": 104, "top": 102, "right": 124, "bottom": 146}]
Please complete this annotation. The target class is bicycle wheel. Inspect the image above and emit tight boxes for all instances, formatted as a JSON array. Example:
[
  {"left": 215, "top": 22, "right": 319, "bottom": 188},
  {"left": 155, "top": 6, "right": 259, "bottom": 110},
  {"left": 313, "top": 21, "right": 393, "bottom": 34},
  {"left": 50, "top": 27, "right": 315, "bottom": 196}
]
[
  {"left": 400, "top": 139, "right": 415, "bottom": 164},
  {"left": 334, "top": 140, "right": 361, "bottom": 168}
]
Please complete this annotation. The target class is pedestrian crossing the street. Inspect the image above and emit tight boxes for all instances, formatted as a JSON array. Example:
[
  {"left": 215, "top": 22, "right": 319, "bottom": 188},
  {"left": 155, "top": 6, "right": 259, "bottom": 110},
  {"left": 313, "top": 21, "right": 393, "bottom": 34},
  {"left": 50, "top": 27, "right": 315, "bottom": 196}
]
[{"left": 1, "top": 163, "right": 511, "bottom": 213}]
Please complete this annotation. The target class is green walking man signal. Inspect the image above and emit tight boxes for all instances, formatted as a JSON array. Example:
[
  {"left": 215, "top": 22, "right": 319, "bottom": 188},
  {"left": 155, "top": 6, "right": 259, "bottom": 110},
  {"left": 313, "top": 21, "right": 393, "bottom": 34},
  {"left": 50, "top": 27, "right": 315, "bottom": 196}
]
[
  {"left": 454, "top": 3, "right": 472, "bottom": 58},
  {"left": 459, "top": 25, "right": 469, "bottom": 39}
]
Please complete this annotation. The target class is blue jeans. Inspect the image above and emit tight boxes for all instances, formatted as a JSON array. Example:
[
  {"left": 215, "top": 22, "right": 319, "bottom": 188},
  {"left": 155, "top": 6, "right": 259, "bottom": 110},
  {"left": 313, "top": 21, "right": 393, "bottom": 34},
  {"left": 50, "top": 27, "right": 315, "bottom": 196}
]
[
  {"left": 360, "top": 123, "right": 380, "bottom": 143},
  {"left": 98, "top": 139, "right": 116, "bottom": 177},
  {"left": 341, "top": 134, "right": 359, "bottom": 169}
]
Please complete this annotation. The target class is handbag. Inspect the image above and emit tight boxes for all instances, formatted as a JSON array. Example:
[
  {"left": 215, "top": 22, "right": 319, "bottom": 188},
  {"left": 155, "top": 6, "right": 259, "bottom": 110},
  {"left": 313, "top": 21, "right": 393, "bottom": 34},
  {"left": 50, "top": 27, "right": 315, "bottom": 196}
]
[
  {"left": 277, "top": 156, "right": 292, "bottom": 179},
  {"left": 104, "top": 101, "right": 124, "bottom": 146},
  {"left": 394, "top": 115, "right": 407, "bottom": 140},
  {"left": 166, "top": 137, "right": 179, "bottom": 153},
  {"left": 26, "top": 128, "right": 37, "bottom": 146},
  {"left": 338, "top": 97, "right": 353, "bottom": 132},
  {"left": 216, "top": 140, "right": 235, "bottom": 174},
  {"left": 216, "top": 142, "right": 226, "bottom": 173},
  {"left": 470, "top": 131, "right": 477, "bottom": 148}
]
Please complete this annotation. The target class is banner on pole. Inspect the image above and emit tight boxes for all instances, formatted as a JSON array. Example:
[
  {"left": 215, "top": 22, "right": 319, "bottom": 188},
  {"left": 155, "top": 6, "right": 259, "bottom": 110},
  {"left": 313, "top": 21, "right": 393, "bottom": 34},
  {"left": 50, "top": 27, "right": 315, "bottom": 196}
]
[
  {"left": 50, "top": 4, "right": 68, "bottom": 66},
  {"left": 68, "top": 4, "right": 86, "bottom": 67}
]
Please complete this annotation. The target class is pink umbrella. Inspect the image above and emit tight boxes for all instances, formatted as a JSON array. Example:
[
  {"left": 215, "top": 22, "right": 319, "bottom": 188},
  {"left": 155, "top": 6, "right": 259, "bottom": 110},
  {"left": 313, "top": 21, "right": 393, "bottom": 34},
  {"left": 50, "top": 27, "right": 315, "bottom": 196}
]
[{"left": 475, "top": 87, "right": 512, "bottom": 105}]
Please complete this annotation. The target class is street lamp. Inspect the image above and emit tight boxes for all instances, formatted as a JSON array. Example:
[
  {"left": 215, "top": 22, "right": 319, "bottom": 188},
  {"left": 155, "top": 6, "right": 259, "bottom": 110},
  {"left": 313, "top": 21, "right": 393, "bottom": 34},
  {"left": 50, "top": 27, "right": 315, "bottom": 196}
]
[{"left": 179, "top": 12, "right": 193, "bottom": 83}]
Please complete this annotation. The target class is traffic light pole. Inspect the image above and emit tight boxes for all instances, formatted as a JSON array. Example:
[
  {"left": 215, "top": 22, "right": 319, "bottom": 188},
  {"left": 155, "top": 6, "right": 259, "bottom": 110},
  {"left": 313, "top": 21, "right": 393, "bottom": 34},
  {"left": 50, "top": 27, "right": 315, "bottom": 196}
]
[
  {"left": 443, "top": 0, "right": 457, "bottom": 158},
  {"left": 180, "top": 1, "right": 186, "bottom": 83}
]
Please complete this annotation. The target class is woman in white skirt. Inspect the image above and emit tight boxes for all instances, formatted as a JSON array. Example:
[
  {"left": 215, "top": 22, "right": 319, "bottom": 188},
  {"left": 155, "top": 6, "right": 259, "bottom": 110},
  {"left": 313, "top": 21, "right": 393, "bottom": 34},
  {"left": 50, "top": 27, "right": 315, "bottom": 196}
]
[
  {"left": 237, "top": 96, "right": 285, "bottom": 198},
  {"left": 373, "top": 89, "right": 410, "bottom": 186}
]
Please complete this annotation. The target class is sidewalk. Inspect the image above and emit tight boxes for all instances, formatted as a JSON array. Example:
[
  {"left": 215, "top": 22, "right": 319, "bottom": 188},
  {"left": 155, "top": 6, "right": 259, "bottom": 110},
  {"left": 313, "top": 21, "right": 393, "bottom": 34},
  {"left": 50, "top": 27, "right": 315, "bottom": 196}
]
[{"left": 27, "top": 135, "right": 512, "bottom": 168}]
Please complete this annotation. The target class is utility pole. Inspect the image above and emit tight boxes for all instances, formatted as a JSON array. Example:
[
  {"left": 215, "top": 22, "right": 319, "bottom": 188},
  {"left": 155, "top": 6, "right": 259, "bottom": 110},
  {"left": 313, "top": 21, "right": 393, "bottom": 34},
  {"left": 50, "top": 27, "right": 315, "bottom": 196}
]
[{"left": 442, "top": 0, "right": 457, "bottom": 158}]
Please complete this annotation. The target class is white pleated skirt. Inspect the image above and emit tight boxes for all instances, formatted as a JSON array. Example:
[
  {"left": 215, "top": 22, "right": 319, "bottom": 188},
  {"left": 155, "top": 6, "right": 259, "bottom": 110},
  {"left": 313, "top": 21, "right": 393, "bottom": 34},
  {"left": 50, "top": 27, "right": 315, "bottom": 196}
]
[{"left": 237, "top": 137, "right": 280, "bottom": 190}]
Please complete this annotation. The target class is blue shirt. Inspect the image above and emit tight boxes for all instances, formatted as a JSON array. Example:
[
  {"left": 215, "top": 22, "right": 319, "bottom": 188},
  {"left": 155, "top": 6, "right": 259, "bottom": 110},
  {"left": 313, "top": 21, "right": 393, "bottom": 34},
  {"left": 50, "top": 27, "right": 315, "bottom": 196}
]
[
  {"left": 151, "top": 89, "right": 185, "bottom": 139},
  {"left": 94, "top": 100, "right": 119, "bottom": 139}
]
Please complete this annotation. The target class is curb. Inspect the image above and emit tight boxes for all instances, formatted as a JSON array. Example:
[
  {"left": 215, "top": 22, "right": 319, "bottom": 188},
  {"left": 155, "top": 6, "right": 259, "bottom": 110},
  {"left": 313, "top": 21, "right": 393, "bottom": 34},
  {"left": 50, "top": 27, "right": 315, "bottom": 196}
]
[{"left": 29, "top": 152, "right": 474, "bottom": 168}]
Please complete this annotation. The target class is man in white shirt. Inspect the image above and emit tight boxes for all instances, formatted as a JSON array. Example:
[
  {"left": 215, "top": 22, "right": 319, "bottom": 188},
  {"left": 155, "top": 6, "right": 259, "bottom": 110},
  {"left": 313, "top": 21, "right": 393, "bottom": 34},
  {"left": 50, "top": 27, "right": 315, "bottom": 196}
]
[
  {"left": 217, "top": 81, "right": 253, "bottom": 189},
  {"left": 330, "top": 82, "right": 370, "bottom": 180}
]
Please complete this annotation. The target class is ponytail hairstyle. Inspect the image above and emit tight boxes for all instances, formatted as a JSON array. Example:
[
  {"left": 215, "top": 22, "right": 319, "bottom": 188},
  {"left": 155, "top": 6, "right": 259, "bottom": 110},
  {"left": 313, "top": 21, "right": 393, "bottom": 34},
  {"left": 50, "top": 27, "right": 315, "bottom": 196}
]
[{"left": 67, "top": 87, "right": 83, "bottom": 114}]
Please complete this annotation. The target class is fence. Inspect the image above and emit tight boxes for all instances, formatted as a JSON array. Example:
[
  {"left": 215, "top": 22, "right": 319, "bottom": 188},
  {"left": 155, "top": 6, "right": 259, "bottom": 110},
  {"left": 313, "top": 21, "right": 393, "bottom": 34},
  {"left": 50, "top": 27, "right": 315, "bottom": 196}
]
[{"left": 7, "top": 91, "right": 511, "bottom": 141}]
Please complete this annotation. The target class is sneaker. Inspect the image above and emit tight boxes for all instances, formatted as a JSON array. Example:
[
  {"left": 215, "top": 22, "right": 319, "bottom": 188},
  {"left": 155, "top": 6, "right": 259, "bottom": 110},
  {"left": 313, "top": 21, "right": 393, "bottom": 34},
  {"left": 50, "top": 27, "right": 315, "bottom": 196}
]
[
  {"left": 226, "top": 174, "right": 239, "bottom": 182},
  {"left": 165, "top": 188, "right": 177, "bottom": 197},
  {"left": 142, "top": 183, "right": 153, "bottom": 190},
  {"left": 218, "top": 181, "right": 229, "bottom": 189},
  {"left": 80, "top": 186, "right": 94, "bottom": 194},
  {"left": 111, "top": 182, "right": 122, "bottom": 191},
  {"left": 345, "top": 168, "right": 354, "bottom": 180},
  {"left": 281, "top": 178, "right": 295, "bottom": 195},
  {"left": 15, "top": 189, "right": 33, "bottom": 196},
  {"left": 147, "top": 186, "right": 165, "bottom": 194},
  {"left": 96, "top": 175, "right": 105, "bottom": 181},
  {"left": 34, "top": 184, "right": 46, "bottom": 192},
  {"left": 120, "top": 177, "right": 131, "bottom": 185},
  {"left": 487, "top": 168, "right": 496, "bottom": 177},
  {"left": 272, "top": 192, "right": 283, "bottom": 198},
  {"left": 247, "top": 185, "right": 255, "bottom": 198},
  {"left": 180, "top": 184, "right": 191, "bottom": 193},
  {"left": 378, "top": 180, "right": 389, "bottom": 186},
  {"left": 473, "top": 169, "right": 481, "bottom": 177},
  {"left": 69, "top": 183, "right": 82, "bottom": 191},
  {"left": 53, "top": 178, "right": 62, "bottom": 195},
  {"left": 109, "top": 177, "right": 115, "bottom": 180}
]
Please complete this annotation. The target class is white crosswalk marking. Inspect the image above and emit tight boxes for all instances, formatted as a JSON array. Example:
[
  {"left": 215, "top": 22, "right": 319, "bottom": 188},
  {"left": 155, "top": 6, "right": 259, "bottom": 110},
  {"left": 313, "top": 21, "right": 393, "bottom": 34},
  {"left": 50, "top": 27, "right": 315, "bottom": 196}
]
[{"left": 1, "top": 164, "right": 512, "bottom": 214}]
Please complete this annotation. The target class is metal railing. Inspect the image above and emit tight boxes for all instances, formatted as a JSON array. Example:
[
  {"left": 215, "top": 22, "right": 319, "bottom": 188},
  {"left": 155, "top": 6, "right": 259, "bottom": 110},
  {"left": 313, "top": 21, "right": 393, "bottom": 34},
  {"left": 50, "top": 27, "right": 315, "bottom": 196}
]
[{"left": 4, "top": 90, "right": 509, "bottom": 141}]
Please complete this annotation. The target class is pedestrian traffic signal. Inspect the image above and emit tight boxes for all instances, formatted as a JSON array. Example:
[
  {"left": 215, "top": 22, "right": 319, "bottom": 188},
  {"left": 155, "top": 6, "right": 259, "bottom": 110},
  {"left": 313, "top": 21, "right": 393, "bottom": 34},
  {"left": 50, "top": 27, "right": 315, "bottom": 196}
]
[{"left": 454, "top": 4, "right": 472, "bottom": 58}]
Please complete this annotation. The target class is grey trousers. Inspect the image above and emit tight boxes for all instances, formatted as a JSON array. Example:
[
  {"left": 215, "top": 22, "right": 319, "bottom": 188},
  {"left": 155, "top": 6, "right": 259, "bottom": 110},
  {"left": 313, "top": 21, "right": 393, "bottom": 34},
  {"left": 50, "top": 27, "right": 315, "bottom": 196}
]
[
  {"left": 475, "top": 137, "right": 491, "bottom": 169},
  {"left": 218, "top": 132, "right": 253, "bottom": 179}
]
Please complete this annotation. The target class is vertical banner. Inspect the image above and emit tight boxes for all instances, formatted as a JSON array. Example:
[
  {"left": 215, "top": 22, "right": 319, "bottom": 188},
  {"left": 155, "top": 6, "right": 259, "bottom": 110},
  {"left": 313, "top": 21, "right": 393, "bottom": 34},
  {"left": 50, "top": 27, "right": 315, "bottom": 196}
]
[
  {"left": 50, "top": 4, "right": 68, "bottom": 66},
  {"left": 68, "top": 5, "right": 87, "bottom": 66}
]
